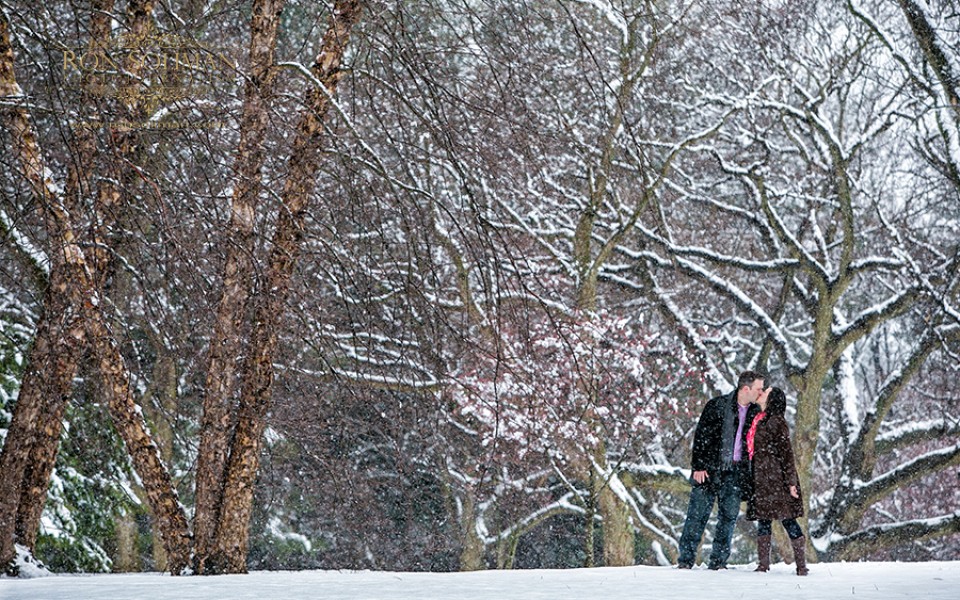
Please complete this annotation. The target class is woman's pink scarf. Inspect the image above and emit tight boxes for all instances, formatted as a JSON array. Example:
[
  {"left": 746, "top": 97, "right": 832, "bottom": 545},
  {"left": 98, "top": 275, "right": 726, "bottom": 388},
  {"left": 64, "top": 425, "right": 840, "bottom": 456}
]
[{"left": 746, "top": 411, "right": 767, "bottom": 460}]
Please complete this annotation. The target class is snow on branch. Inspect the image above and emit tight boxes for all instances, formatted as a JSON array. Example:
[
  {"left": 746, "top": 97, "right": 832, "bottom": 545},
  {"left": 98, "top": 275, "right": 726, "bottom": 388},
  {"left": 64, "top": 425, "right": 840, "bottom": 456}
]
[
  {"left": 597, "top": 266, "right": 727, "bottom": 392},
  {"left": 634, "top": 221, "right": 800, "bottom": 272},
  {"left": 828, "top": 325, "right": 944, "bottom": 510},
  {"left": 847, "top": 0, "right": 936, "bottom": 97},
  {"left": 875, "top": 418, "right": 960, "bottom": 454},
  {"left": 672, "top": 255, "right": 800, "bottom": 370},
  {"left": 449, "top": 310, "right": 700, "bottom": 467},
  {"left": 280, "top": 364, "right": 441, "bottom": 394},
  {"left": 826, "top": 510, "right": 960, "bottom": 561},
  {"left": 490, "top": 182, "right": 578, "bottom": 281},
  {"left": 753, "top": 177, "right": 832, "bottom": 284},
  {"left": 851, "top": 443, "right": 960, "bottom": 510},
  {"left": 836, "top": 346, "right": 861, "bottom": 443},
  {"left": 619, "top": 462, "right": 690, "bottom": 495},
  {"left": 484, "top": 492, "right": 581, "bottom": 547},
  {"left": 830, "top": 288, "right": 920, "bottom": 363},
  {"left": 848, "top": 256, "right": 906, "bottom": 272},
  {"left": 567, "top": 0, "right": 628, "bottom": 45},
  {"left": 0, "top": 206, "right": 49, "bottom": 282}
]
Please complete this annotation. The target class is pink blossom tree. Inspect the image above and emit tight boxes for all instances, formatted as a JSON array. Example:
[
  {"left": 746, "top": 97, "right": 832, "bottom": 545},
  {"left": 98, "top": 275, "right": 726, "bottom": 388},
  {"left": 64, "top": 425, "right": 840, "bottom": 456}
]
[{"left": 447, "top": 310, "right": 700, "bottom": 567}]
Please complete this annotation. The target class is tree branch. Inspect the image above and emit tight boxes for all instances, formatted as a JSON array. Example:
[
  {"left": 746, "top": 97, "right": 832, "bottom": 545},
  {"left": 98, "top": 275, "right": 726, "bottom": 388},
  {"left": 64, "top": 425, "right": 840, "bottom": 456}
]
[
  {"left": 834, "top": 444, "right": 960, "bottom": 534},
  {"left": 828, "top": 288, "right": 921, "bottom": 366},
  {"left": 827, "top": 510, "right": 960, "bottom": 561},
  {"left": 875, "top": 419, "right": 960, "bottom": 455}
]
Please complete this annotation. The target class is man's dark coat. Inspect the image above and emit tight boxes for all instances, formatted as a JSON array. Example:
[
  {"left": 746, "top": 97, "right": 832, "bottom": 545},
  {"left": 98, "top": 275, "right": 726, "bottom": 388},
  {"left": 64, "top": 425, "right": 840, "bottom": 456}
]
[{"left": 690, "top": 391, "right": 760, "bottom": 492}]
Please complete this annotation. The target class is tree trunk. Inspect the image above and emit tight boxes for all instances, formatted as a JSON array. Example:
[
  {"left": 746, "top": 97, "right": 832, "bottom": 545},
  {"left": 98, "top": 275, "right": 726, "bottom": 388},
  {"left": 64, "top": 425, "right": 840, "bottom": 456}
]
[
  {"left": 192, "top": 0, "right": 288, "bottom": 574},
  {"left": 0, "top": 8, "right": 191, "bottom": 574},
  {"left": 0, "top": 264, "right": 83, "bottom": 569},
  {"left": 789, "top": 357, "right": 830, "bottom": 563},
  {"left": 896, "top": 0, "right": 960, "bottom": 121},
  {"left": 205, "top": 0, "right": 364, "bottom": 574},
  {"left": 85, "top": 307, "right": 192, "bottom": 573},
  {"left": 0, "top": 0, "right": 173, "bottom": 571},
  {"left": 458, "top": 491, "right": 485, "bottom": 571},
  {"left": 495, "top": 531, "right": 522, "bottom": 570},
  {"left": 113, "top": 511, "right": 140, "bottom": 572},
  {"left": 13, "top": 8, "right": 130, "bottom": 555},
  {"left": 596, "top": 475, "right": 634, "bottom": 567},
  {"left": 14, "top": 350, "right": 77, "bottom": 552},
  {"left": 583, "top": 470, "right": 596, "bottom": 568},
  {"left": 143, "top": 352, "right": 179, "bottom": 573},
  {"left": 0, "top": 11, "right": 91, "bottom": 570}
]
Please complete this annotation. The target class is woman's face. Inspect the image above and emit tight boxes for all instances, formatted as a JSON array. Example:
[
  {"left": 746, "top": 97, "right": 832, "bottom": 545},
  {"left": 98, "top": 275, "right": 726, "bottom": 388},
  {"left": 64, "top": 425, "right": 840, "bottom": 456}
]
[{"left": 757, "top": 387, "right": 771, "bottom": 410}]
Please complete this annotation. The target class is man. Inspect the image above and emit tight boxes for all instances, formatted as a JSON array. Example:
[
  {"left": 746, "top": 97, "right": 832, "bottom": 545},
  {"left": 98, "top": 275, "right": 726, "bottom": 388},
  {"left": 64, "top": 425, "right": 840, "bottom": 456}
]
[{"left": 677, "top": 370, "right": 765, "bottom": 570}]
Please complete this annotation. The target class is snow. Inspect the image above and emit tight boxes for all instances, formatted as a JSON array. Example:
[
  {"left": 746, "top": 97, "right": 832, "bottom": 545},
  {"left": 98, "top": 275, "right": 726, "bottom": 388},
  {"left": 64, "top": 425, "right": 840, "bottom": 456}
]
[
  {"left": 672, "top": 255, "right": 799, "bottom": 369},
  {"left": 570, "top": 0, "right": 629, "bottom": 45},
  {"left": 3, "top": 562, "right": 959, "bottom": 600},
  {"left": 267, "top": 517, "right": 312, "bottom": 553},
  {"left": 0, "top": 208, "right": 49, "bottom": 276},
  {"left": 8, "top": 546, "right": 48, "bottom": 580},
  {"left": 836, "top": 346, "right": 860, "bottom": 442}
]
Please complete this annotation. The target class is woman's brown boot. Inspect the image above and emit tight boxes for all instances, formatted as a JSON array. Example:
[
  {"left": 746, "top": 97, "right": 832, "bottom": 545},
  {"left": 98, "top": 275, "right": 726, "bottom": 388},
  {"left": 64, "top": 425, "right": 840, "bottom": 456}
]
[
  {"left": 755, "top": 535, "right": 771, "bottom": 572},
  {"left": 791, "top": 536, "right": 809, "bottom": 576}
]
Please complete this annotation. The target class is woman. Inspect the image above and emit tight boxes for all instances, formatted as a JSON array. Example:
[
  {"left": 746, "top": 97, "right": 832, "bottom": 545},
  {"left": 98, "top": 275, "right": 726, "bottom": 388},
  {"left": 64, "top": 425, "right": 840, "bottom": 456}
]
[{"left": 746, "top": 387, "right": 809, "bottom": 576}]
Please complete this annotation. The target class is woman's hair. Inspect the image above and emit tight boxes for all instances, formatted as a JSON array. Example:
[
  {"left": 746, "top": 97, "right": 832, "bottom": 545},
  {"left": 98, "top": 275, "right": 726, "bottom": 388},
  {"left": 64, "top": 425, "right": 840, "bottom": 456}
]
[{"left": 767, "top": 387, "right": 787, "bottom": 416}]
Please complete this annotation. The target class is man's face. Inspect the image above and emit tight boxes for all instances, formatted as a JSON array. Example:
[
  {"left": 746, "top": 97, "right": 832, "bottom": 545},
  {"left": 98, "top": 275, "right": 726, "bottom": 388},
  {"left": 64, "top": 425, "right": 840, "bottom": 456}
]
[{"left": 741, "top": 379, "right": 765, "bottom": 404}]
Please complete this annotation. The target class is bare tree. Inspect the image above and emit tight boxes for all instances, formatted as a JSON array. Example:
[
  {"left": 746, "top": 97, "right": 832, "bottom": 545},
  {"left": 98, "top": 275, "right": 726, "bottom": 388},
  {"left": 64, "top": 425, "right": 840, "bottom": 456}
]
[
  {"left": 1, "top": 0, "right": 364, "bottom": 575},
  {"left": 191, "top": 0, "right": 287, "bottom": 575}
]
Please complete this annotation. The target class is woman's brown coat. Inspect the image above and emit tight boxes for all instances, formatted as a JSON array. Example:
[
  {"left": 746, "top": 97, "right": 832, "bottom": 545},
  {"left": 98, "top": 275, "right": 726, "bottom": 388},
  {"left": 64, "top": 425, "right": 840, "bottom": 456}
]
[{"left": 747, "top": 413, "right": 804, "bottom": 521}]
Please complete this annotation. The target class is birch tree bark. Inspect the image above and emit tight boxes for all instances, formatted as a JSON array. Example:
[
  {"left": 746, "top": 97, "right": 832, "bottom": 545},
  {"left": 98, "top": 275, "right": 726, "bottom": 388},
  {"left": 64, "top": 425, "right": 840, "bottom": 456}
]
[
  {"left": 9, "top": 0, "right": 165, "bottom": 560},
  {"left": 0, "top": 0, "right": 183, "bottom": 570},
  {"left": 204, "top": 0, "right": 364, "bottom": 574},
  {"left": 0, "top": 5, "right": 94, "bottom": 569},
  {"left": 0, "top": 261, "right": 83, "bottom": 570},
  {"left": 192, "top": 0, "right": 288, "bottom": 575},
  {"left": 0, "top": 5, "right": 192, "bottom": 574}
]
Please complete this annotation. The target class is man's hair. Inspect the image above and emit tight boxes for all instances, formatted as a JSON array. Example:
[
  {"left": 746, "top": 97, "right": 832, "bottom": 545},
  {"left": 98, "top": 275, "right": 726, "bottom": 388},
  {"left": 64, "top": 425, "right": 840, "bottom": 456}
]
[{"left": 737, "top": 370, "right": 766, "bottom": 391}]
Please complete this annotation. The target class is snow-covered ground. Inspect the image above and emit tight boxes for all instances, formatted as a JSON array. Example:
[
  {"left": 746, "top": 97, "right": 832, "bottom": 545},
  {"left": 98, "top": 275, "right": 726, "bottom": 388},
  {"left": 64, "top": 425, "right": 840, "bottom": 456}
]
[{"left": 2, "top": 561, "right": 958, "bottom": 600}]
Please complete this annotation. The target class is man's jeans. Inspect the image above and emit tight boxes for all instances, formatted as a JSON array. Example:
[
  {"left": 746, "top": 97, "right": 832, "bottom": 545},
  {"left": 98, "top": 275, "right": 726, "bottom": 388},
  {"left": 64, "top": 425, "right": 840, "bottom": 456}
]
[{"left": 677, "top": 467, "right": 744, "bottom": 568}]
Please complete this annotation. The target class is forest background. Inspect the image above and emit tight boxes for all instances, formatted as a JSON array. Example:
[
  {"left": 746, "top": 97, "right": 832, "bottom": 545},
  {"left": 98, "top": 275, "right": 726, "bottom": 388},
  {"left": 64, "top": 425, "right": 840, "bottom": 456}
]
[{"left": 0, "top": 0, "right": 958, "bottom": 577}]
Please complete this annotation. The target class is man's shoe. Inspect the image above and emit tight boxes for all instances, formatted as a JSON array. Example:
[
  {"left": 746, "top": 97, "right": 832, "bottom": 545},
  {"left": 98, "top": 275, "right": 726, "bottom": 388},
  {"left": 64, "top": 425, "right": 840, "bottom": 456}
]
[
  {"left": 677, "top": 562, "right": 693, "bottom": 569},
  {"left": 708, "top": 563, "right": 727, "bottom": 570}
]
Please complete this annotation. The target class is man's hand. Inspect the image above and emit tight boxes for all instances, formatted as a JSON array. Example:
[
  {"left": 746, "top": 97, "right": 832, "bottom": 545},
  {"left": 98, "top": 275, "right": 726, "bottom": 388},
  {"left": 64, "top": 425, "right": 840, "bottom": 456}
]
[
  {"left": 789, "top": 485, "right": 799, "bottom": 498},
  {"left": 693, "top": 470, "right": 709, "bottom": 485}
]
